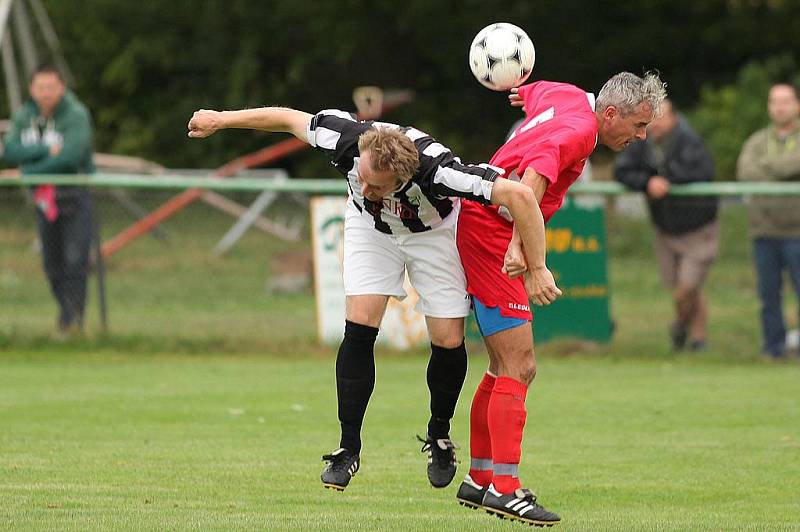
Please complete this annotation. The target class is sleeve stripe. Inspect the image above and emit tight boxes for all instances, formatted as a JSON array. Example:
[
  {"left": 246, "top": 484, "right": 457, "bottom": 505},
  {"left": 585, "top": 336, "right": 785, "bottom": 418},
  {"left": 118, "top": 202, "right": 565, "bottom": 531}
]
[
  {"left": 477, "top": 162, "right": 506, "bottom": 176},
  {"left": 319, "top": 109, "right": 357, "bottom": 121},
  {"left": 480, "top": 180, "right": 494, "bottom": 202},
  {"left": 404, "top": 128, "right": 427, "bottom": 141},
  {"left": 310, "top": 126, "right": 341, "bottom": 150},
  {"left": 433, "top": 166, "right": 495, "bottom": 202},
  {"left": 306, "top": 120, "right": 316, "bottom": 147},
  {"left": 422, "top": 142, "right": 449, "bottom": 158}
]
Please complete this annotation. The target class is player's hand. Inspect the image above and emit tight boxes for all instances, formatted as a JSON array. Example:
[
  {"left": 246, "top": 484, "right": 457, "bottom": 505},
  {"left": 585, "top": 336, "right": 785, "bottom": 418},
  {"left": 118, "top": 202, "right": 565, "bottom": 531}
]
[
  {"left": 502, "top": 240, "right": 528, "bottom": 279},
  {"left": 49, "top": 144, "right": 62, "bottom": 156},
  {"left": 188, "top": 109, "right": 222, "bottom": 138},
  {"left": 509, "top": 87, "right": 524, "bottom": 107},
  {"left": 525, "top": 266, "right": 562, "bottom": 306},
  {"left": 646, "top": 175, "right": 670, "bottom": 199}
]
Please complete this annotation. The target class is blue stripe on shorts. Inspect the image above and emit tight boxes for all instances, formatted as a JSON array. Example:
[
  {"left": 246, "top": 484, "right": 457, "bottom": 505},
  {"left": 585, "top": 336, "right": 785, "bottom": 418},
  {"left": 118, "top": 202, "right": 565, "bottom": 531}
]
[{"left": 471, "top": 295, "right": 528, "bottom": 337}]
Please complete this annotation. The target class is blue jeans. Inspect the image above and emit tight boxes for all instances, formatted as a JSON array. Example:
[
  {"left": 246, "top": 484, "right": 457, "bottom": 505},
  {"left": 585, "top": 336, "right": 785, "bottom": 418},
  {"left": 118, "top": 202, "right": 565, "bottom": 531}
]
[{"left": 753, "top": 237, "right": 800, "bottom": 356}]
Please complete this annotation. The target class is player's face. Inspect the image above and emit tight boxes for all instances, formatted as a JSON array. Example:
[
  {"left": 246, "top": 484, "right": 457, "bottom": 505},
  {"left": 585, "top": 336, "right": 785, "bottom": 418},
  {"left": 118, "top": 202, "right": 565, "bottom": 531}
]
[
  {"left": 602, "top": 102, "right": 655, "bottom": 151},
  {"left": 357, "top": 151, "right": 404, "bottom": 202},
  {"left": 768, "top": 85, "right": 800, "bottom": 128},
  {"left": 29, "top": 72, "right": 66, "bottom": 118}
]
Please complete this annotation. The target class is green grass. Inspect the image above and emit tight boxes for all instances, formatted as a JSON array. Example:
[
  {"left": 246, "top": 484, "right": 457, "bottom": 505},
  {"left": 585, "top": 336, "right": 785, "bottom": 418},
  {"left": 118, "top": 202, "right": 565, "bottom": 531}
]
[
  {"left": 2, "top": 191, "right": 800, "bottom": 529},
  {"left": 0, "top": 190, "right": 317, "bottom": 351},
  {"left": 1, "top": 350, "right": 798, "bottom": 531}
]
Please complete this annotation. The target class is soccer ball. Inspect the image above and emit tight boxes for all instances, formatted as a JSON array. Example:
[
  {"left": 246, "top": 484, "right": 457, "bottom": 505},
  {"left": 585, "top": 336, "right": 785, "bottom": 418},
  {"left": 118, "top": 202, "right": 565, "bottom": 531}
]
[{"left": 469, "top": 23, "right": 535, "bottom": 91}]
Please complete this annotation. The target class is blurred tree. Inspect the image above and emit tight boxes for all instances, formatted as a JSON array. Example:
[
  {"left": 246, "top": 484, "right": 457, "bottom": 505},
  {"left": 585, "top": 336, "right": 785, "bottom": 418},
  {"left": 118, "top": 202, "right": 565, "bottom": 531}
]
[
  {"left": 690, "top": 55, "right": 800, "bottom": 180},
  {"left": 0, "top": 0, "right": 794, "bottom": 172}
]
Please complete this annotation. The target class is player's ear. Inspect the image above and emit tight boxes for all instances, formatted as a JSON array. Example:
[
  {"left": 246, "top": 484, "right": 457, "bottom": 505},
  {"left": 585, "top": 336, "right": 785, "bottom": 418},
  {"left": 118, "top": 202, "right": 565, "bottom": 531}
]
[{"left": 603, "top": 106, "right": 618, "bottom": 120}]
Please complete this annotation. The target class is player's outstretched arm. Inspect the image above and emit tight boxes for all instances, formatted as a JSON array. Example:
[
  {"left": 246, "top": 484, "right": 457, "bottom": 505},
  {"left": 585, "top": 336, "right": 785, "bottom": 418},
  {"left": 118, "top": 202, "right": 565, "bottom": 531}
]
[
  {"left": 502, "top": 167, "right": 549, "bottom": 279},
  {"left": 490, "top": 176, "right": 561, "bottom": 306},
  {"left": 187, "top": 107, "right": 313, "bottom": 143}
]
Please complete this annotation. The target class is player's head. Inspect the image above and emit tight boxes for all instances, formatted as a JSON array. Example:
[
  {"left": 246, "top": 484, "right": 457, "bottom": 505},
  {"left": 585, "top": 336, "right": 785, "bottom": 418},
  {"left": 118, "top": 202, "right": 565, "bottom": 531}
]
[
  {"left": 29, "top": 63, "right": 66, "bottom": 118},
  {"left": 357, "top": 127, "right": 419, "bottom": 201},
  {"left": 767, "top": 83, "right": 799, "bottom": 129},
  {"left": 646, "top": 99, "right": 678, "bottom": 141},
  {"left": 595, "top": 71, "right": 667, "bottom": 151}
]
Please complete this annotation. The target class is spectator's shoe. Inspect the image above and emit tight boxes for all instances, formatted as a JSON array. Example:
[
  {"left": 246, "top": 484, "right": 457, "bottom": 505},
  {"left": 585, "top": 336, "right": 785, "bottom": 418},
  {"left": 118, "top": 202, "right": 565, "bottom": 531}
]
[
  {"left": 689, "top": 339, "right": 707, "bottom": 352},
  {"left": 482, "top": 484, "right": 561, "bottom": 527},
  {"left": 417, "top": 434, "right": 458, "bottom": 488},
  {"left": 456, "top": 474, "right": 487, "bottom": 509},
  {"left": 321, "top": 448, "right": 360, "bottom": 491},
  {"left": 55, "top": 321, "right": 84, "bottom": 342},
  {"left": 785, "top": 328, "right": 800, "bottom": 351},
  {"left": 670, "top": 322, "right": 688, "bottom": 351}
]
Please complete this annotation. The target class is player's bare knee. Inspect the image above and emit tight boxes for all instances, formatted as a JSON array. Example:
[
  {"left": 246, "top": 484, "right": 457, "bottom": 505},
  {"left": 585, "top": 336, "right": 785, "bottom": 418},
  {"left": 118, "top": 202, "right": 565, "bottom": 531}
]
[
  {"left": 515, "top": 346, "right": 537, "bottom": 383},
  {"left": 346, "top": 313, "right": 381, "bottom": 329},
  {"left": 426, "top": 317, "right": 465, "bottom": 349},
  {"left": 520, "top": 359, "right": 537, "bottom": 385},
  {"left": 501, "top": 348, "right": 536, "bottom": 384},
  {"left": 432, "top": 335, "right": 464, "bottom": 350}
]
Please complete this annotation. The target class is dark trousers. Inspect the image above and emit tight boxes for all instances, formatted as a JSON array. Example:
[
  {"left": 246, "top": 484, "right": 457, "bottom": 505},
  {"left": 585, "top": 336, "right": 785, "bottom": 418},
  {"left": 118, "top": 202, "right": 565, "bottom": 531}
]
[
  {"left": 753, "top": 237, "right": 800, "bottom": 356},
  {"left": 35, "top": 191, "right": 93, "bottom": 330}
]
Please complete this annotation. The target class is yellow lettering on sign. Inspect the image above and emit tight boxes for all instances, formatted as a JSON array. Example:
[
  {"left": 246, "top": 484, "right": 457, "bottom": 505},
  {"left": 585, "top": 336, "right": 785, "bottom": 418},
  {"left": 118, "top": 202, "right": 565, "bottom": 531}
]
[
  {"left": 564, "top": 285, "right": 608, "bottom": 298},
  {"left": 546, "top": 228, "right": 573, "bottom": 253},
  {"left": 546, "top": 229, "right": 603, "bottom": 254}
]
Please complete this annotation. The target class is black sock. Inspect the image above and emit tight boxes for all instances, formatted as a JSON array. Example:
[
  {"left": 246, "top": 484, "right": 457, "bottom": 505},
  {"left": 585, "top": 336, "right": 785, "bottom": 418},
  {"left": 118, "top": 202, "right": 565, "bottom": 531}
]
[
  {"left": 426, "top": 341, "right": 468, "bottom": 440},
  {"left": 336, "top": 320, "right": 378, "bottom": 454}
]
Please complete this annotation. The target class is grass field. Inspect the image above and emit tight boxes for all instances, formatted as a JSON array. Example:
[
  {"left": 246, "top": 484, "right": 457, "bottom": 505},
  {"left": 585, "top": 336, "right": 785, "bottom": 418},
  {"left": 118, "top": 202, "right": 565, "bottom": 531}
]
[
  {"left": 2, "top": 190, "right": 800, "bottom": 529},
  {"left": 1, "top": 350, "right": 798, "bottom": 531}
]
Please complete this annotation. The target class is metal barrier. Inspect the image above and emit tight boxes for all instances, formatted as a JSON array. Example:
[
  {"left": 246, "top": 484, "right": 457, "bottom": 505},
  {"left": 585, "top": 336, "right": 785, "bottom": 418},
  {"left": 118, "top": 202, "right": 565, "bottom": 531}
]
[{"left": 5, "top": 174, "right": 800, "bottom": 194}]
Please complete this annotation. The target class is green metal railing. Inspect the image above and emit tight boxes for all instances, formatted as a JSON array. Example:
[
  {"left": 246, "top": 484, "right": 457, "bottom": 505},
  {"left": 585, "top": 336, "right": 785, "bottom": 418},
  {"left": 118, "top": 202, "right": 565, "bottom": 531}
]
[{"left": 2, "top": 174, "right": 800, "bottom": 195}]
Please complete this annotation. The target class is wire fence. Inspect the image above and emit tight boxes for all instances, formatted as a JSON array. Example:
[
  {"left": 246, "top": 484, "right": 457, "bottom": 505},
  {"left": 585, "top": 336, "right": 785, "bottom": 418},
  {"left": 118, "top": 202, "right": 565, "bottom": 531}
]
[{"left": 1, "top": 175, "right": 799, "bottom": 357}]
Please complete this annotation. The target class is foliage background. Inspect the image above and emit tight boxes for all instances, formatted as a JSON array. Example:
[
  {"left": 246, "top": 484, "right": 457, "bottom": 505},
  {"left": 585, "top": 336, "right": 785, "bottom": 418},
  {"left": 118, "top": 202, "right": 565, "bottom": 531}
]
[{"left": 0, "top": 0, "right": 797, "bottom": 178}]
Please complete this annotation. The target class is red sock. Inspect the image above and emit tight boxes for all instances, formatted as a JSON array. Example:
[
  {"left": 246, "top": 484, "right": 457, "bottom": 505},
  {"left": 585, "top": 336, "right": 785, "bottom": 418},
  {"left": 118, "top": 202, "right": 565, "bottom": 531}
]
[
  {"left": 487, "top": 376, "right": 528, "bottom": 494},
  {"left": 468, "top": 372, "right": 495, "bottom": 487}
]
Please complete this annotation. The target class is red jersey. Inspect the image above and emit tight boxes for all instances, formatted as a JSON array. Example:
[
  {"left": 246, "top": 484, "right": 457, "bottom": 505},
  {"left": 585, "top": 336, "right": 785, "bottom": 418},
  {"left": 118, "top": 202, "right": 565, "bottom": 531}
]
[
  {"left": 492, "top": 81, "right": 597, "bottom": 220},
  {"left": 457, "top": 80, "right": 598, "bottom": 320}
]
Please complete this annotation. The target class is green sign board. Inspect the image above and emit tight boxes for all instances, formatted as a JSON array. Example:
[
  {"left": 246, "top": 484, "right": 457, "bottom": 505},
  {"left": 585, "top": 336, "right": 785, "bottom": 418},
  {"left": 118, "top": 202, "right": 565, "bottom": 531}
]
[{"left": 466, "top": 195, "right": 613, "bottom": 343}]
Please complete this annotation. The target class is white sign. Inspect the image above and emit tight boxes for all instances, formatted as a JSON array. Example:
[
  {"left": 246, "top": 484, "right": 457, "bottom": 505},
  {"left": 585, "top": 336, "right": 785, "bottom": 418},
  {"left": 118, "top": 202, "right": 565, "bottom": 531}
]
[{"left": 310, "top": 196, "right": 428, "bottom": 349}]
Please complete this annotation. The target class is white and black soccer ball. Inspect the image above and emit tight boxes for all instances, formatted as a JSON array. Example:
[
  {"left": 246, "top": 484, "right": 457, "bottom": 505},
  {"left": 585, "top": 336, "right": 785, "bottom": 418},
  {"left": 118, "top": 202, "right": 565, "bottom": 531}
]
[{"left": 469, "top": 23, "right": 535, "bottom": 91}]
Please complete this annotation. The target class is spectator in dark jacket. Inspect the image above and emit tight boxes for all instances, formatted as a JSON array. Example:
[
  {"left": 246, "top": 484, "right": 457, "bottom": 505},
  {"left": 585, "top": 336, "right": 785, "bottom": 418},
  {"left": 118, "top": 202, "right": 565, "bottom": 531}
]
[{"left": 614, "top": 99, "right": 719, "bottom": 350}]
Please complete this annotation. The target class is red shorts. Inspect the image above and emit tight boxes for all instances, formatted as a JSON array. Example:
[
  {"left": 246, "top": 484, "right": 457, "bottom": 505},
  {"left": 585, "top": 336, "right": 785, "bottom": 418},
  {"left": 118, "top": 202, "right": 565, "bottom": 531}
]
[{"left": 457, "top": 200, "right": 532, "bottom": 321}]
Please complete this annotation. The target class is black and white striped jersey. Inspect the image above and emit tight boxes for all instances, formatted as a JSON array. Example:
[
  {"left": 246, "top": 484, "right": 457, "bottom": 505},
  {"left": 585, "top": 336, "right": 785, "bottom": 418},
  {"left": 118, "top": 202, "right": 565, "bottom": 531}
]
[{"left": 307, "top": 109, "right": 500, "bottom": 235}]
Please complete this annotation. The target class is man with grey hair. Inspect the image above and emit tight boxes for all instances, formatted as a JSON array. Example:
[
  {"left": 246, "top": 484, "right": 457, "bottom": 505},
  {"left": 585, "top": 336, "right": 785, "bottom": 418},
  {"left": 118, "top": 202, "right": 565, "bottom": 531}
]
[
  {"left": 594, "top": 72, "right": 669, "bottom": 148},
  {"left": 455, "top": 72, "right": 666, "bottom": 526}
]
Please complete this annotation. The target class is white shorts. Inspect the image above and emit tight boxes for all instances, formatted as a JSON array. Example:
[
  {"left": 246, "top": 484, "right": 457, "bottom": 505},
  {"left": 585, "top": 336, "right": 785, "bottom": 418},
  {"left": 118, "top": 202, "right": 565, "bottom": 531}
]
[{"left": 343, "top": 201, "right": 470, "bottom": 318}]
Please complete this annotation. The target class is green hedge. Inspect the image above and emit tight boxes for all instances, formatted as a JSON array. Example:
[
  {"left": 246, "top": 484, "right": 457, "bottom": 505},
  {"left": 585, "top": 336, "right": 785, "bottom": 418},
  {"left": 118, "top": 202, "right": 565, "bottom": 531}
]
[{"left": 690, "top": 54, "right": 800, "bottom": 180}]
